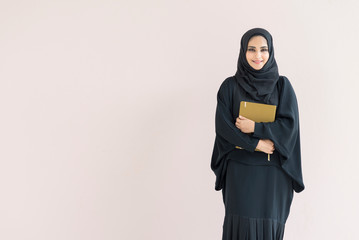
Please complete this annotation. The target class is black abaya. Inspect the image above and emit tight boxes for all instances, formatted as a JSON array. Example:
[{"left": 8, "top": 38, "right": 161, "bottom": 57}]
[{"left": 211, "top": 75, "right": 304, "bottom": 239}]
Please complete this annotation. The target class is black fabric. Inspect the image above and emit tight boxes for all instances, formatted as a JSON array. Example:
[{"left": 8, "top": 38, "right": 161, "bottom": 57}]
[
  {"left": 252, "top": 76, "right": 304, "bottom": 193},
  {"left": 211, "top": 75, "right": 304, "bottom": 239},
  {"left": 210, "top": 77, "right": 259, "bottom": 192},
  {"left": 210, "top": 27, "right": 304, "bottom": 193},
  {"left": 221, "top": 159, "right": 292, "bottom": 239},
  {"left": 211, "top": 27, "right": 304, "bottom": 240},
  {"left": 235, "top": 28, "right": 279, "bottom": 103},
  {"left": 210, "top": 75, "right": 305, "bottom": 193}
]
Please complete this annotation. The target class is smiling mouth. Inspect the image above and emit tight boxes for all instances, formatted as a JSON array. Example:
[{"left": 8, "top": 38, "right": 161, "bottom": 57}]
[{"left": 252, "top": 60, "right": 263, "bottom": 64}]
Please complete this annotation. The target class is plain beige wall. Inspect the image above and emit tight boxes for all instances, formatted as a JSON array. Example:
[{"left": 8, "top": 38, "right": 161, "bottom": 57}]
[{"left": 1, "top": 0, "right": 358, "bottom": 239}]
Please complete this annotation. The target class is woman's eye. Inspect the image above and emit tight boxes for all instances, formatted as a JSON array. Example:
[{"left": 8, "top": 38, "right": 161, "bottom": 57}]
[{"left": 248, "top": 48, "right": 267, "bottom": 52}]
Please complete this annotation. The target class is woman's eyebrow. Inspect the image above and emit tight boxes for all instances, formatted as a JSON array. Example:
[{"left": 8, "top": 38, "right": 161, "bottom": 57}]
[{"left": 248, "top": 46, "right": 268, "bottom": 48}]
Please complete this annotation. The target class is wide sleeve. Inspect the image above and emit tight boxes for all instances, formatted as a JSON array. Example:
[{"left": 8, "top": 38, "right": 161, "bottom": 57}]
[
  {"left": 215, "top": 79, "right": 260, "bottom": 152},
  {"left": 211, "top": 79, "right": 260, "bottom": 191},
  {"left": 252, "top": 77, "right": 305, "bottom": 193}
]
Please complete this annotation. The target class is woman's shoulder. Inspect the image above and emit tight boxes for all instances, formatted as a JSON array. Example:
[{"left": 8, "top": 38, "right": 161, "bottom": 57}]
[
  {"left": 278, "top": 75, "right": 298, "bottom": 99},
  {"left": 278, "top": 75, "right": 295, "bottom": 89},
  {"left": 218, "top": 76, "right": 237, "bottom": 89},
  {"left": 279, "top": 75, "right": 289, "bottom": 83}
]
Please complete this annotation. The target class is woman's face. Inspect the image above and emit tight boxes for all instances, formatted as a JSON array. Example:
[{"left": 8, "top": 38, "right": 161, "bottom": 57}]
[{"left": 245, "top": 35, "right": 269, "bottom": 70}]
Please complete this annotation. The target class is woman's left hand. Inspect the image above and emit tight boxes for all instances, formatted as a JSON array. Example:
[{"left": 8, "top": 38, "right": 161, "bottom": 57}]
[{"left": 235, "top": 115, "right": 255, "bottom": 133}]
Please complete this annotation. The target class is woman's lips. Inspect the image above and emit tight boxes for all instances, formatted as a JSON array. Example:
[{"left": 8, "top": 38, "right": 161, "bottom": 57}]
[{"left": 253, "top": 60, "right": 263, "bottom": 64}]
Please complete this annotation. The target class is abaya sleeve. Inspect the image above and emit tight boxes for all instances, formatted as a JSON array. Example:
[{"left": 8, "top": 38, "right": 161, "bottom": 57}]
[
  {"left": 252, "top": 76, "right": 305, "bottom": 193},
  {"left": 211, "top": 78, "right": 260, "bottom": 191}
]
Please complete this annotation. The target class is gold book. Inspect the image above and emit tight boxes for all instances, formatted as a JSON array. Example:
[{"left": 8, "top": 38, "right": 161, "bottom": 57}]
[{"left": 235, "top": 101, "right": 277, "bottom": 160}]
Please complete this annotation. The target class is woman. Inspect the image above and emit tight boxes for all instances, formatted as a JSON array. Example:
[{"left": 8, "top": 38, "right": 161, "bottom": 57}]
[{"left": 211, "top": 28, "right": 305, "bottom": 240}]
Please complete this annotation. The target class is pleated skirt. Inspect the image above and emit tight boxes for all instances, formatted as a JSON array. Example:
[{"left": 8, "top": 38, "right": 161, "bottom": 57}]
[{"left": 221, "top": 154, "right": 294, "bottom": 240}]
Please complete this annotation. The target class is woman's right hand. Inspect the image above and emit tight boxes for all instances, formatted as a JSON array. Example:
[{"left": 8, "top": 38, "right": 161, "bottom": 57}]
[{"left": 256, "top": 139, "right": 275, "bottom": 154}]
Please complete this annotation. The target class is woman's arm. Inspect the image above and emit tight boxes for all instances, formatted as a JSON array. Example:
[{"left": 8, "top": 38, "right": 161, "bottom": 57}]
[
  {"left": 234, "top": 76, "right": 304, "bottom": 192},
  {"left": 235, "top": 116, "right": 275, "bottom": 154},
  {"left": 251, "top": 77, "right": 304, "bottom": 192},
  {"left": 252, "top": 77, "right": 300, "bottom": 163},
  {"left": 215, "top": 79, "right": 259, "bottom": 152},
  {"left": 234, "top": 77, "right": 299, "bottom": 158}
]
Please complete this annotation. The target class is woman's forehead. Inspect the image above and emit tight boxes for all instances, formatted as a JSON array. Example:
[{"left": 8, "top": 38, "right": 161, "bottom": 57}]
[{"left": 248, "top": 35, "right": 267, "bottom": 43}]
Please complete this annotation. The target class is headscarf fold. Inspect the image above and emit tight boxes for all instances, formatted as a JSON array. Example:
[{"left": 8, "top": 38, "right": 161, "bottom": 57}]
[{"left": 235, "top": 28, "right": 279, "bottom": 103}]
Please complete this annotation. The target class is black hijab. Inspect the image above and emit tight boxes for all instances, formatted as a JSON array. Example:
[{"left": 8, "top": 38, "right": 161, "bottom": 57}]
[{"left": 235, "top": 28, "right": 279, "bottom": 103}]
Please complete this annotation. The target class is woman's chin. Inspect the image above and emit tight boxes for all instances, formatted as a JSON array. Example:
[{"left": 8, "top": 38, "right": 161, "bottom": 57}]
[{"left": 250, "top": 65, "right": 263, "bottom": 70}]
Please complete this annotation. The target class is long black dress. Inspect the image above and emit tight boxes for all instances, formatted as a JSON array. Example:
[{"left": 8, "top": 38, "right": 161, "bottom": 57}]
[{"left": 211, "top": 75, "right": 304, "bottom": 240}]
